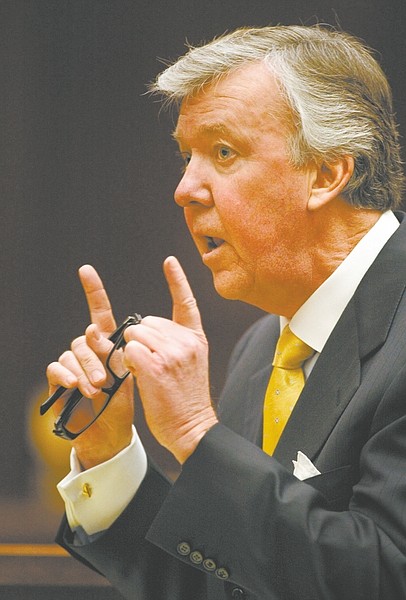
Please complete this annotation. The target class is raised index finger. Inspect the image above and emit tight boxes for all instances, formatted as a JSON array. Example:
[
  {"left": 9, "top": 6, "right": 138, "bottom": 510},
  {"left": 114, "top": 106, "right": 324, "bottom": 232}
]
[
  {"left": 163, "top": 256, "right": 203, "bottom": 332},
  {"left": 78, "top": 265, "right": 116, "bottom": 334}
]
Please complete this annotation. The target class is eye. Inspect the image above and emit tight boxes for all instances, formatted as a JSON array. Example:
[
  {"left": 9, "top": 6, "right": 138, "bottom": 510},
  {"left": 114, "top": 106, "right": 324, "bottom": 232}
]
[
  {"left": 216, "top": 145, "right": 235, "bottom": 162},
  {"left": 177, "top": 151, "right": 191, "bottom": 172}
]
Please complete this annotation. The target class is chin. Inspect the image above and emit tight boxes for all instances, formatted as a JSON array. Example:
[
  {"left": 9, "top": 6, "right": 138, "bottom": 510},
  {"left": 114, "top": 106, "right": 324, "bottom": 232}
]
[{"left": 210, "top": 271, "right": 251, "bottom": 302}]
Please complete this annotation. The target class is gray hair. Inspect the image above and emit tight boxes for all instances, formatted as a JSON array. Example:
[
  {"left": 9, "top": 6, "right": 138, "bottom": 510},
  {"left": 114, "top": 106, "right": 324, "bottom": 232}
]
[{"left": 152, "top": 25, "right": 405, "bottom": 210}]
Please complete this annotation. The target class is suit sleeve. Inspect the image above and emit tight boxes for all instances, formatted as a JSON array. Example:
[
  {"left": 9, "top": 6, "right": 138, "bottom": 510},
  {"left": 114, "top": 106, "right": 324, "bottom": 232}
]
[
  {"left": 145, "top": 365, "right": 406, "bottom": 600},
  {"left": 57, "top": 461, "right": 208, "bottom": 600}
]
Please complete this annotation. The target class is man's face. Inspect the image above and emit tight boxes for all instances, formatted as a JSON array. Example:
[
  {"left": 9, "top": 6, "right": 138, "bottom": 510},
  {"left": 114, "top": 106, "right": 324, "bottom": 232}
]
[{"left": 173, "top": 62, "right": 316, "bottom": 316}]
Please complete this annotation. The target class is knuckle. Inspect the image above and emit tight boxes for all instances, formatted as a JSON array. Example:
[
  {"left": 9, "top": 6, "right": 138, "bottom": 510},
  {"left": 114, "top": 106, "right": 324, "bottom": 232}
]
[
  {"left": 180, "top": 296, "right": 197, "bottom": 310},
  {"left": 77, "top": 374, "right": 99, "bottom": 396},
  {"left": 71, "top": 335, "right": 87, "bottom": 353},
  {"left": 46, "top": 361, "right": 58, "bottom": 377},
  {"left": 124, "top": 324, "right": 139, "bottom": 341},
  {"left": 184, "top": 334, "right": 205, "bottom": 356},
  {"left": 58, "top": 350, "right": 72, "bottom": 364},
  {"left": 70, "top": 335, "right": 102, "bottom": 372},
  {"left": 184, "top": 339, "right": 199, "bottom": 357},
  {"left": 81, "top": 353, "right": 99, "bottom": 371},
  {"left": 153, "top": 355, "right": 172, "bottom": 375},
  {"left": 85, "top": 323, "right": 96, "bottom": 337},
  {"left": 158, "top": 348, "right": 187, "bottom": 372}
]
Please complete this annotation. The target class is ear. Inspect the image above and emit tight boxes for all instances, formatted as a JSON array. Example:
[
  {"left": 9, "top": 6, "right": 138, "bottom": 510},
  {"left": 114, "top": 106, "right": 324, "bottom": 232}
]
[{"left": 307, "top": 156, "right": 355, "bottom": 211}]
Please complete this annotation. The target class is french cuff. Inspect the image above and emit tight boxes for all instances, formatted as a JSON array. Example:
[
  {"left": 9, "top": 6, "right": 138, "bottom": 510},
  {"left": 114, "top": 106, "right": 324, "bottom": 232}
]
[{"left": 57, "top": 425, "right": 147, "bottom": 536}]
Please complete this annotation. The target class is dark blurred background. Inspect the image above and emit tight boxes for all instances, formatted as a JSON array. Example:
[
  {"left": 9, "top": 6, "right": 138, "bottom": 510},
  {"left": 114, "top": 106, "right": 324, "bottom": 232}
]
[{"left": 0, "top": 0, "right": 405, "bottom": 542}]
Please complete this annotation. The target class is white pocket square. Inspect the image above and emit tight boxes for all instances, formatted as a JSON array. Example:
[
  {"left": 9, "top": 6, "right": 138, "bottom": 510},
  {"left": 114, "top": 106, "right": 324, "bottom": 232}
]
[{"left": 292, "top": 451, "right": 321, "bottom": 481}]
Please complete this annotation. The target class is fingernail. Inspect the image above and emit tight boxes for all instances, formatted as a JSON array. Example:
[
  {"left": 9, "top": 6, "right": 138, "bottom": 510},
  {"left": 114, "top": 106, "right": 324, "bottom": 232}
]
[
  {"left": 86, "top": 384, "right": 100, "bottom": 397},
  {"left": 91, "top": 370, "right": 104, "bottom": 384}
]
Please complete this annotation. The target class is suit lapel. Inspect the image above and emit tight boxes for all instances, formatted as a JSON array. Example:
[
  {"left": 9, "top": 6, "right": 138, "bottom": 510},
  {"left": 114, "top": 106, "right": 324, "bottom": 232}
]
[
  {"left": 273, "top": 212, "right": 406, "bottom": 470},
  {"left": 239, "top": 322, "right": 279, "bottom": 446},
  {"left": 273, "top": 302, "right": 361, "bottom": 469},
  {"left": 243, "top": 365, "right": 273, "bottom": 446}
]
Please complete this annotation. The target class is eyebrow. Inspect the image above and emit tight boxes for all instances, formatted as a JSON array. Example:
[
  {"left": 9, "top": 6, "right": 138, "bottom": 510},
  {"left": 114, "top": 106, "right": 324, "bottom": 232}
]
[{"left": 172, "top": 122, "right": 233, "bottom": 143}]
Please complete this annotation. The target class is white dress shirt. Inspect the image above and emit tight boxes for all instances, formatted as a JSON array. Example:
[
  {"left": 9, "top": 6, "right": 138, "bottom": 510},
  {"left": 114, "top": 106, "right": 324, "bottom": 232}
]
[{"left": 58, "top": 210, "right": 399, "bottom": 536}]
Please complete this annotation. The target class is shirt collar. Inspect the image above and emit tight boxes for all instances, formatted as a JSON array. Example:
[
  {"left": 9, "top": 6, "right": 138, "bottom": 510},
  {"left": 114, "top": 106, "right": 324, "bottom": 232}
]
[{"left": 281, "top": 210, "right": 399, "bottom": 352}]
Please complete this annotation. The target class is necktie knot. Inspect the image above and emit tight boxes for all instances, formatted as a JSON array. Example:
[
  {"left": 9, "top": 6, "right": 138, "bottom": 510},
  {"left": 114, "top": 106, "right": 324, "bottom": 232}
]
[{"left": 272, "top": 325, "right": 314, "bottom": 370}]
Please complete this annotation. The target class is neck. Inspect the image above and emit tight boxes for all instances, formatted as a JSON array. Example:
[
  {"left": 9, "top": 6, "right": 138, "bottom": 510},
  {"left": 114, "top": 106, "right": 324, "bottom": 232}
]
[
  {"left": 254, "top": 199, "right": 382, "bottom": 318},
  {"left": 309, "top": 199, "right": 381, "bottom": 292}
]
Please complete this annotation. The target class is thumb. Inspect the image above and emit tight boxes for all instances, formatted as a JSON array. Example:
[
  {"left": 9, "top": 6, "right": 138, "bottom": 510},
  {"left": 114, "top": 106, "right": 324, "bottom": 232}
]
[{"left": 163, "top": 256, "right": 203, "bottom": 331}]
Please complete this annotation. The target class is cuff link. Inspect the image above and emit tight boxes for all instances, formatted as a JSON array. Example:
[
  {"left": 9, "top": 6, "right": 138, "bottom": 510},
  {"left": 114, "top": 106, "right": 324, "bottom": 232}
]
[{"left": 81, "top": 483, "right": 92, "bottom": 498}]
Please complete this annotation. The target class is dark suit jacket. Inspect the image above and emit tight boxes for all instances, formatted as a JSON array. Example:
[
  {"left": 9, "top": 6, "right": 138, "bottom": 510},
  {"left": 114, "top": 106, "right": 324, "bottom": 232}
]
[{"left": 58, "top": 212, "right": 406, "bottom": 599}]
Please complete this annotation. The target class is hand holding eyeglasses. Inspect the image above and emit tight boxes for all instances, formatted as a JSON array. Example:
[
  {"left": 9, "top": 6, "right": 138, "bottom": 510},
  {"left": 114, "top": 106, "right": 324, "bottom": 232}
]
[
  {"left": 41, "top": 312, "right": 141, "bottom": 439},
  {"left": 45, "top": 265, "right": 137, "bottom": 469},
  {"left": 45, "top": 258, "right": 218, "bottom": 468}
]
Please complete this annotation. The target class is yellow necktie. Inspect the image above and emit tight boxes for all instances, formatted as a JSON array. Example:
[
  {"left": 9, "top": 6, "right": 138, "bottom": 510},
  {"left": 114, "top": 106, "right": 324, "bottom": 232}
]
[{"left": 263, "top": 325, "right": 314, "bottom": 455}]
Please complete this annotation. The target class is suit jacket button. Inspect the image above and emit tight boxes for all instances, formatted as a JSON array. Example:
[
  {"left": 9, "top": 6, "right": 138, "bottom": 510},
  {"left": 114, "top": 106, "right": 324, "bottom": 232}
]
[
  {"left": 190, "top": 550, "right": 203, "bottom": 564},
  {"left": 177, "top": 542, "right": 191, "bottom": 556},
  {"left": 232, "top": 588, "right": 245, "bottom": 599},
  {"left": 203, "top": 558, "right": 216, "bottom": 571},
  {"left": 215, "top": 567, "right": 230, "bottom": 580}
]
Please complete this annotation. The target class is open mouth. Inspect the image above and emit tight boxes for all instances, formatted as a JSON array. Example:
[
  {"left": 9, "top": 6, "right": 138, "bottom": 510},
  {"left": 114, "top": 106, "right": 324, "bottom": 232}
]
[{"left": 206, "top": 236, "right": 225, "bottom": 251}]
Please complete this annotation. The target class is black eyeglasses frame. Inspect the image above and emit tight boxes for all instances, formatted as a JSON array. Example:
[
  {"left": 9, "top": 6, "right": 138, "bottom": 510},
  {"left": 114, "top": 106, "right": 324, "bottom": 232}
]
[{"left": 40, "top": 313, "right": 142, "bottom": 440}]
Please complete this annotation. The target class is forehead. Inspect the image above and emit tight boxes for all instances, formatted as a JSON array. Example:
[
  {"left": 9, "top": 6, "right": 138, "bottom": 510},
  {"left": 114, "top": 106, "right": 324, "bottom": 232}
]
[{"left": 173, "top": 62, "right": 290, "bottom": 142}]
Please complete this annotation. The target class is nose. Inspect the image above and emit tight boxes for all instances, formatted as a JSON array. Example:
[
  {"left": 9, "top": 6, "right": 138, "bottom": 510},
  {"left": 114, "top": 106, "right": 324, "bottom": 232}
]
[{"left": 174, "top": 157, "right": 213, "bottom": 208}]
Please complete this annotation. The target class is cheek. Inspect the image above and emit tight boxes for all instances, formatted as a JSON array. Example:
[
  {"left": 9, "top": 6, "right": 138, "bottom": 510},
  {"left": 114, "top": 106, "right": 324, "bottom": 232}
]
[{"left": 223, "top": 182, "right": 309, "bottom": 263}]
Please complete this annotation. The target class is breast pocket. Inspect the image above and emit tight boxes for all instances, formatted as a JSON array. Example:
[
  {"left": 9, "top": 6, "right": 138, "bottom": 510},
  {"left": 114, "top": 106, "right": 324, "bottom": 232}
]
[{"left": 304, "top": 464, "right": 356, "bottom": 511}]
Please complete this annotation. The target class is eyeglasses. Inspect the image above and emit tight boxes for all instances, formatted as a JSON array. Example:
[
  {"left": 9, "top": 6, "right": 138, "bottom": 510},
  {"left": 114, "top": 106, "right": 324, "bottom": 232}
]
[{"left": 40, "top": 313, "right": 142, "bottom": 440}]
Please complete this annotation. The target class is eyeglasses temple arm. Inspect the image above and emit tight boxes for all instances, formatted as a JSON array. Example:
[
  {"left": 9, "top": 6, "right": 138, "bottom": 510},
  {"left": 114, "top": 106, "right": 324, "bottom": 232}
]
[{"left": 39, "top": 385, "right": 67, "bottom": 415}]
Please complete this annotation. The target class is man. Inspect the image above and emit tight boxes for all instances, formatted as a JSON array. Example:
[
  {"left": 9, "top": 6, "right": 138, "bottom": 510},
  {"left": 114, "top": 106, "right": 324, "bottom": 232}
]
[{"left": 47, "top": 25, "right": 406, "bottom": 599}]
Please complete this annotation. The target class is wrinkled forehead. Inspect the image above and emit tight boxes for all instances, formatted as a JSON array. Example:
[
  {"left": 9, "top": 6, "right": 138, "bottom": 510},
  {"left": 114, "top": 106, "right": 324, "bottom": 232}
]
[{"left": 173, "top": 62, "right": 293, "bottom": 142}]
